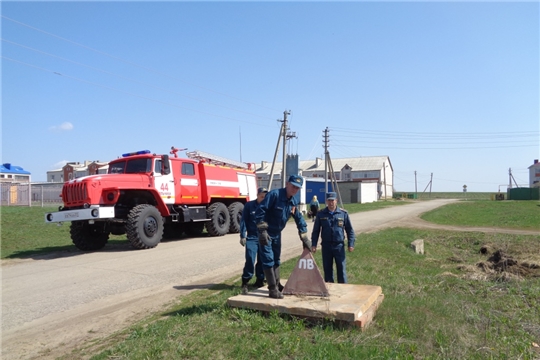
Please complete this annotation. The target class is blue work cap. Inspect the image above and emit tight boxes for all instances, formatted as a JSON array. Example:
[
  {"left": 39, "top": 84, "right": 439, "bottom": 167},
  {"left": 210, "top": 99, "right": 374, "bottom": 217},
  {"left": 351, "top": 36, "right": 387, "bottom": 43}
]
[
  {"left": 288, "top": 175, "right": 303, "bottom": 188},
  {"left": 326, "top": 192, "right": 337, "bottom": 200},
  {"left": 257, "top": 187, "right": 268, "bottom": 194}
]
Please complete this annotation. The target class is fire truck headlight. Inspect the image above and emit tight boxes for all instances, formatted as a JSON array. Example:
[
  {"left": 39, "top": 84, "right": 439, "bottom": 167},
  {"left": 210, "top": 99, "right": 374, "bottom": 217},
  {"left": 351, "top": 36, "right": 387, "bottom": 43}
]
[
  {"left": 84, "top": 203, "right": 90, "bottom": 209},
  {"left": 91, "top": 209, "right": 99, "bottom": 217},
  {"left": 107, "top": 192, "right": 115, "bottom": 201},
  {"left": 46, "top": 214, "right": 53, "bottom": 222}
]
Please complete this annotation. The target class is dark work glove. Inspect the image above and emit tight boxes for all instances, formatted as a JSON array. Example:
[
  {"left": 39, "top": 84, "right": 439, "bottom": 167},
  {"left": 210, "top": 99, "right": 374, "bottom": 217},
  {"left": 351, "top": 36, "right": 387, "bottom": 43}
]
[
  {"left": 239, "top": 238, "right": 246, "bottom": 247},
  {"left": 257, "top": 222, "right": 270, "bottom": 246},
  {"left": 299, "top": 232, "right": 311, "bottom": 250}
]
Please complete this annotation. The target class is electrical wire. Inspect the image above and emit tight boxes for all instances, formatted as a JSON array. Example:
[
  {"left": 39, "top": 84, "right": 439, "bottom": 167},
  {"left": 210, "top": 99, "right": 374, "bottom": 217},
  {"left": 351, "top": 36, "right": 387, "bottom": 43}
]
[
  {"left": 2, "top": 15, "right": 282, "bottom": 113},
  {"left": 2, "top": 38, "right": 277, "bottom": 123},
  {"left": 3, "top": 56, "right": 273, "bottom": 127}
]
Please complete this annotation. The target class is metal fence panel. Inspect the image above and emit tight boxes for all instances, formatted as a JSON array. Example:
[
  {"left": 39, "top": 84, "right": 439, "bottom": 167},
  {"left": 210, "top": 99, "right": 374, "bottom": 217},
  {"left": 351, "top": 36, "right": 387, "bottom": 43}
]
[{"left": 0, "top": 183, "right": 64, "bottom": 207}]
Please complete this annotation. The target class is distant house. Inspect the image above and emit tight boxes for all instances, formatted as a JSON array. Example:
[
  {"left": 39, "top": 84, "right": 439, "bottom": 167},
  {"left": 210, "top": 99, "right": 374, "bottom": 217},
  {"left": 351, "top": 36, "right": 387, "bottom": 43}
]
[
  {"left": 47, "top": 160, "right": 108, "bottom": 182},
  {"left": 529, "top": 159, "right": 540, "bottom": 188},
  {"left": 0, "top": 163, "right": 31, "bottom": 183},
  {"left": 255, "top": 155, "right": 393, "bottom": 202}
]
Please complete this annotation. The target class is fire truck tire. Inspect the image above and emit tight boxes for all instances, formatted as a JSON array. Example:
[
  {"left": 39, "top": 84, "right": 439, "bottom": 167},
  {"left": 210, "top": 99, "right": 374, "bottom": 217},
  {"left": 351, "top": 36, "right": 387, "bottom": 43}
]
[
  {"left": 126, "top": 204, "right": 164, "bottom": 249},
  {"left": 228, "top": 202, "right": 244, "bottom": 234},
  {"left": 70, "top": 221, "right": 109, "bottom": 251},
  {"left": 206, "top": 202, "right": 230, "bottom": 236}
]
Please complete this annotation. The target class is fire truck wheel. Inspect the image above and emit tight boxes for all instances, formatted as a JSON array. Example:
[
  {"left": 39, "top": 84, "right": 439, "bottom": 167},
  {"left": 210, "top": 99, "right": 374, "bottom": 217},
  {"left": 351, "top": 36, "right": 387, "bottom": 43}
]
[
  {"left": 206, "top": 202, "right": 230, "bottom": 236},
  {"left": 228, "top": 202, "right": 244, "bottom": 234},
  {"left": 70, "top": 221, "right": 109, "bottom": 251},
  {"left": 126, "top": 204, "right": 164, "bottom": 249}
]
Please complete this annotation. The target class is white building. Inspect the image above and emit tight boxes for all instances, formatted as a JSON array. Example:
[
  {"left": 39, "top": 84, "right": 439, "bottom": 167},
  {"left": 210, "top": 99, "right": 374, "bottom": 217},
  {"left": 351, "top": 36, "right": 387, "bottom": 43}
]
[
  {"left": 47, "top": 161, "right": 108, "bottom": 182},
  {"left": 529, "top": 159, "right": 540, "bottom": 188},
  {"left": 255, "top": 155, "right": 393, "bottom": 202}
]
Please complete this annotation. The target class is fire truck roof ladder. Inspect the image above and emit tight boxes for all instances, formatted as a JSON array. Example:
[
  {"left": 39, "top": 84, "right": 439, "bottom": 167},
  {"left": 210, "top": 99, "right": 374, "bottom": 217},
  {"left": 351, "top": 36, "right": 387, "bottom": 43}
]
[{"left": 186, "top": 150, "right": 248, "bottom": 169}]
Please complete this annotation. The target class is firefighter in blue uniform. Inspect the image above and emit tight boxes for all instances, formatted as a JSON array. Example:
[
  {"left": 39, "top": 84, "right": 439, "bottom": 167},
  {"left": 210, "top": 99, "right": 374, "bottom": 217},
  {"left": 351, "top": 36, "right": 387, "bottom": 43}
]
[
  {"left": 255, "top": 175, "right": 311, "bottom": 299},
  {"left": 311, "top": 192, "right": 355, "bottom": 283},
  {"left": 239, "top": 187, "right": 268, "bottom": 294}
]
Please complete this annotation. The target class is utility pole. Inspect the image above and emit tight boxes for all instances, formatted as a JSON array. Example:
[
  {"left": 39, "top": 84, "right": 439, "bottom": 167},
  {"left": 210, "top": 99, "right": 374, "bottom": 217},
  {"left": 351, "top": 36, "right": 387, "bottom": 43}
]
[
  {"left": 267, "top": 116, "right": 285, "bottom": 189},
  {"left": 383, "top": 161, "right": 387, "bottom": 200},
  {"left": 281, "top": 110, "right": 290, "bottom": 188},
  {"left": 429, "top": 172, "right": 433, "bottom": 197},
  {"left": 323, "top": 127, "right": 329, "bottom": 193},
  {"left": 508, "top": 168, "right": 519, "bottom": 188},
  {"left": 239, "top": 126, "right": 242, "bottom": 162},
  {"left": 414, "top": 171, "right": 417, "bottom": 195}
]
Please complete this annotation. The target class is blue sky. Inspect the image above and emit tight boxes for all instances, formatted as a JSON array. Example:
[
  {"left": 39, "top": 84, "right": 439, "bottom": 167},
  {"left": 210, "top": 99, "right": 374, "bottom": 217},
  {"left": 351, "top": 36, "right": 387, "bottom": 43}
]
[{"left": 2, "top": 1, "right": 538, "bottom": 192}]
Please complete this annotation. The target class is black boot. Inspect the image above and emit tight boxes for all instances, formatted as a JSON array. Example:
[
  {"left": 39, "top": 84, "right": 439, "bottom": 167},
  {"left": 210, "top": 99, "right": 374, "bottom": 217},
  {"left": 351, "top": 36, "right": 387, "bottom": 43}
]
[
  {"left": 274, "top": 265, "right": 284, "bottom": 292},
  {"left": 263, "top": 268, "right": 283, "bottom": 299},
  {"left": 253, "top": 278, "right": 265, "bottom": 288},
  {"left": 241, "top": 278, "right": 249, "bottom": 295}
]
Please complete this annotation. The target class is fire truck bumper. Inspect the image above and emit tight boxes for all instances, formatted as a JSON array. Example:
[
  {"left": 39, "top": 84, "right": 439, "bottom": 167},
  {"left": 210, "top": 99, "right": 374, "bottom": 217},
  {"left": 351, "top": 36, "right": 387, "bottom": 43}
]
[{"left": 45, "top": 206, "right": 115, "bottom": 223}]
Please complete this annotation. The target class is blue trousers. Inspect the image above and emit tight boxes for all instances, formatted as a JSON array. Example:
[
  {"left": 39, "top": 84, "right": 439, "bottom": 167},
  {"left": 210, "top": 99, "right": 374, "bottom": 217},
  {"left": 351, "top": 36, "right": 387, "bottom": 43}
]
[
  {"left": 321, "top": 242, "right": 347, "bottom": 283},
  {"left": 242, "top": 237, "right": 264, "bottom": 281},
  {"left": 258, "top": 233, "right": 281, "bottom": 269}
]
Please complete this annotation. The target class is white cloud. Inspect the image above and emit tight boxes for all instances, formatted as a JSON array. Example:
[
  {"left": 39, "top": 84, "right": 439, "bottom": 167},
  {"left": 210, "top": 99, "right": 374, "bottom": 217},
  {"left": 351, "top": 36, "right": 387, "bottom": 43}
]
[
  {"left": 49, "top": 122, "right": 74, "bottom": 132},
  {"left": 51, "top": 160, "right": 68, "bottom": 169}
]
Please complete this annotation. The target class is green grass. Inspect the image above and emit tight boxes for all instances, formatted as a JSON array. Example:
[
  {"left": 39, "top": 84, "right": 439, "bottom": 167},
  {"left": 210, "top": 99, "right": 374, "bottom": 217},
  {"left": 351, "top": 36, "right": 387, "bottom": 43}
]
[
  {"left": 395, "top": 192, "right": 496, "bottom": 200},
  {"left": 421, "top": 200, "right": 540, "bottom": 230},
  {"left": 342, "top": 199, "right": 410, "bottom": 213},
  {"left": 3, "top": 201, "right": 540, "bottom": 359},
  {"left": 69, "top": 228, "right": 540, "bottom": 360},
  {"left": 0, "top": 206, "right": 127, "bottom": 259}
]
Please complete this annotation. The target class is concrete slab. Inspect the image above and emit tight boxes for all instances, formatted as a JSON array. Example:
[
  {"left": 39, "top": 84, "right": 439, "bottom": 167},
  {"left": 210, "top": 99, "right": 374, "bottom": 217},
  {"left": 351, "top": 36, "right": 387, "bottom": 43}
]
[{"left": 227, "top": 281, "right": 384, "bottom": 329}]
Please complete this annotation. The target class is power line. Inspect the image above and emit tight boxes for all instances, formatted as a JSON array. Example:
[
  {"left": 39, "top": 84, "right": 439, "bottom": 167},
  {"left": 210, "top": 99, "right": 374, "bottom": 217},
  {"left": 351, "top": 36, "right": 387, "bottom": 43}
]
[
  {"left": 2, "top": 15, "right": 281, "bottom": 113},
  {"left": 330, "top": 126, "right": 537, "bottom": 137},
  {"left": 3, "top": 56, "right": 274, "bottom": 127},
  {"left": 2, "top": 38, "right": 275, "bottom": 123}
]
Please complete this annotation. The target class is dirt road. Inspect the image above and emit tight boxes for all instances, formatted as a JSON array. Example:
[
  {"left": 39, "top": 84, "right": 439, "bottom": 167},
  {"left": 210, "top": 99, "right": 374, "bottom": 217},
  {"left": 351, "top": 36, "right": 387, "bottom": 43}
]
[{"left": 5, "top": 199, "right": 535, "bottom": 360}]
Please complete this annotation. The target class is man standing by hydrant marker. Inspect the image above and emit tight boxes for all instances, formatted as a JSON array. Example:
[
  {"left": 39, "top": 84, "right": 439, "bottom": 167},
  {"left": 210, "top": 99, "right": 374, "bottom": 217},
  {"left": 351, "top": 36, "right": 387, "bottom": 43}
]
[
  {"left": 239, "top": 187, "right": 268, "bottom": 295},
  {"left": 311, "top": 192, "right": 355, "bottom": 284},
  {"left": 255, "top": 175, "right": 311, "bottom": 299}
]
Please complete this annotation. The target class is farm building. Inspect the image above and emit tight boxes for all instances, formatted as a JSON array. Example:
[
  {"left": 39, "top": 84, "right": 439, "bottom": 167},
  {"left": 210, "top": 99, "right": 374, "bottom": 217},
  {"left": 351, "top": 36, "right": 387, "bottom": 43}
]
[
  {"left": 255, "top": 155, "right": 393, "bottom": 203},
  {"left": 0, "top": 163, "right": 31, "bottom": 183},
  {"left": 46, "top": 160, "right": 108, "bottom": 182},
  {"left": 529, "top": 159, "right": 540, "bottom": 188}
]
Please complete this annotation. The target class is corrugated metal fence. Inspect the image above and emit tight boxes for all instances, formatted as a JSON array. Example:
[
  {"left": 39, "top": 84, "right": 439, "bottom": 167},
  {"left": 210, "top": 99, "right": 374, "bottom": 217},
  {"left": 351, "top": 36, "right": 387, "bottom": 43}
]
[{"left": 0, "top": 182, "right": 63, "bottom": 207}]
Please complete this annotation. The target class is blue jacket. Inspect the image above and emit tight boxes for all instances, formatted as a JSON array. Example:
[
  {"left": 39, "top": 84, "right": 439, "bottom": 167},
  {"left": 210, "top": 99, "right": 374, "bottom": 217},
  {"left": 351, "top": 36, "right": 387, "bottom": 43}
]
[
  {"left": 311, "top": 207, "right": 355, "bottom": 248},
  {"left": 240, "top": 199, "right": 259, "bottom": 239},
  {"left": 254, "top": 188, "right": 307, "bottom": 236}
]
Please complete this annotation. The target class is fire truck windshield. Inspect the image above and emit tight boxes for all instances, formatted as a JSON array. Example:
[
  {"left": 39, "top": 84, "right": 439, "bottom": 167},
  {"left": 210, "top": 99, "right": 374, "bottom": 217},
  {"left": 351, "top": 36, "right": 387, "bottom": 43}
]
[{"left": 108, "top": 158, "right": 152, "bottom": 174}]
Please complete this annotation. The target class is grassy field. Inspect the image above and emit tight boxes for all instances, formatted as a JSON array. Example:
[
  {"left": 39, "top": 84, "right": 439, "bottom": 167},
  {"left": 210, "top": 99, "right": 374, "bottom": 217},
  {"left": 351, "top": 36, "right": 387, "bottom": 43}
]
[
  {"left": 72, "top": 228, "right": 540, "bottom": 359},
  {"left": 0, "top": 200, "right": 408, "bottom": 259},
  {"left": 395, "top": 192, "right": 496, "bottom": 200},
  {"left": 421, "top": 200, "right": 540, "bottom": 230},
  {"left": 2, "top": 200, "right": 539, "bottom": 359},
  {"left": 0, "top": 206, "right": 128, "bottom": 259}
]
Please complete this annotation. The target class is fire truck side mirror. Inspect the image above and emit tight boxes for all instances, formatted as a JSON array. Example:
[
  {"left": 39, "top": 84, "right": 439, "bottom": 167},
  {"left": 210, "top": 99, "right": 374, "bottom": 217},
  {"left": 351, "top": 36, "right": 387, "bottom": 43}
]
[{"left": 161, "top": 155, "right": 171, "bottom": 175}]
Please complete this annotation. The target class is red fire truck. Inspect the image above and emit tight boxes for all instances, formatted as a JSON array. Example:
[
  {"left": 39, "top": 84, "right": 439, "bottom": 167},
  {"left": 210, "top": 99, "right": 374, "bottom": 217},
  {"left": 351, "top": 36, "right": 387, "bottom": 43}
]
[{"left": 45, "top": 148, "right": 258, "bottom": 251}]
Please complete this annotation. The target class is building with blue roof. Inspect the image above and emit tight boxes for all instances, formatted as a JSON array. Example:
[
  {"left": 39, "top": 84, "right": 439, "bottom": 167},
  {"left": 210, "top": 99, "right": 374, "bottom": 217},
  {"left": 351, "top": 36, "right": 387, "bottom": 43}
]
[{"left": 0, "top": 163, "right": 31, "bottom": 183}]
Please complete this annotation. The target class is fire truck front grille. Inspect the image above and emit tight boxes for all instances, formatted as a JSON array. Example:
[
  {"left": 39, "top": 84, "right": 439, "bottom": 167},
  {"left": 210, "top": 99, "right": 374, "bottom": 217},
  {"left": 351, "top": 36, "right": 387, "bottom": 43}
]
[{"left": 62, "top": 182, "right": 89, "bottom": 206}]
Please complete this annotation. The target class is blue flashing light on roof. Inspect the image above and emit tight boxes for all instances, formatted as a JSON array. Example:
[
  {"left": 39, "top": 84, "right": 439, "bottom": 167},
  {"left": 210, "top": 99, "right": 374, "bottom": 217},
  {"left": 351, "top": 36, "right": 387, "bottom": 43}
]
[{"left": 122, "top": 150, "right": 151, "bottom": 157}]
